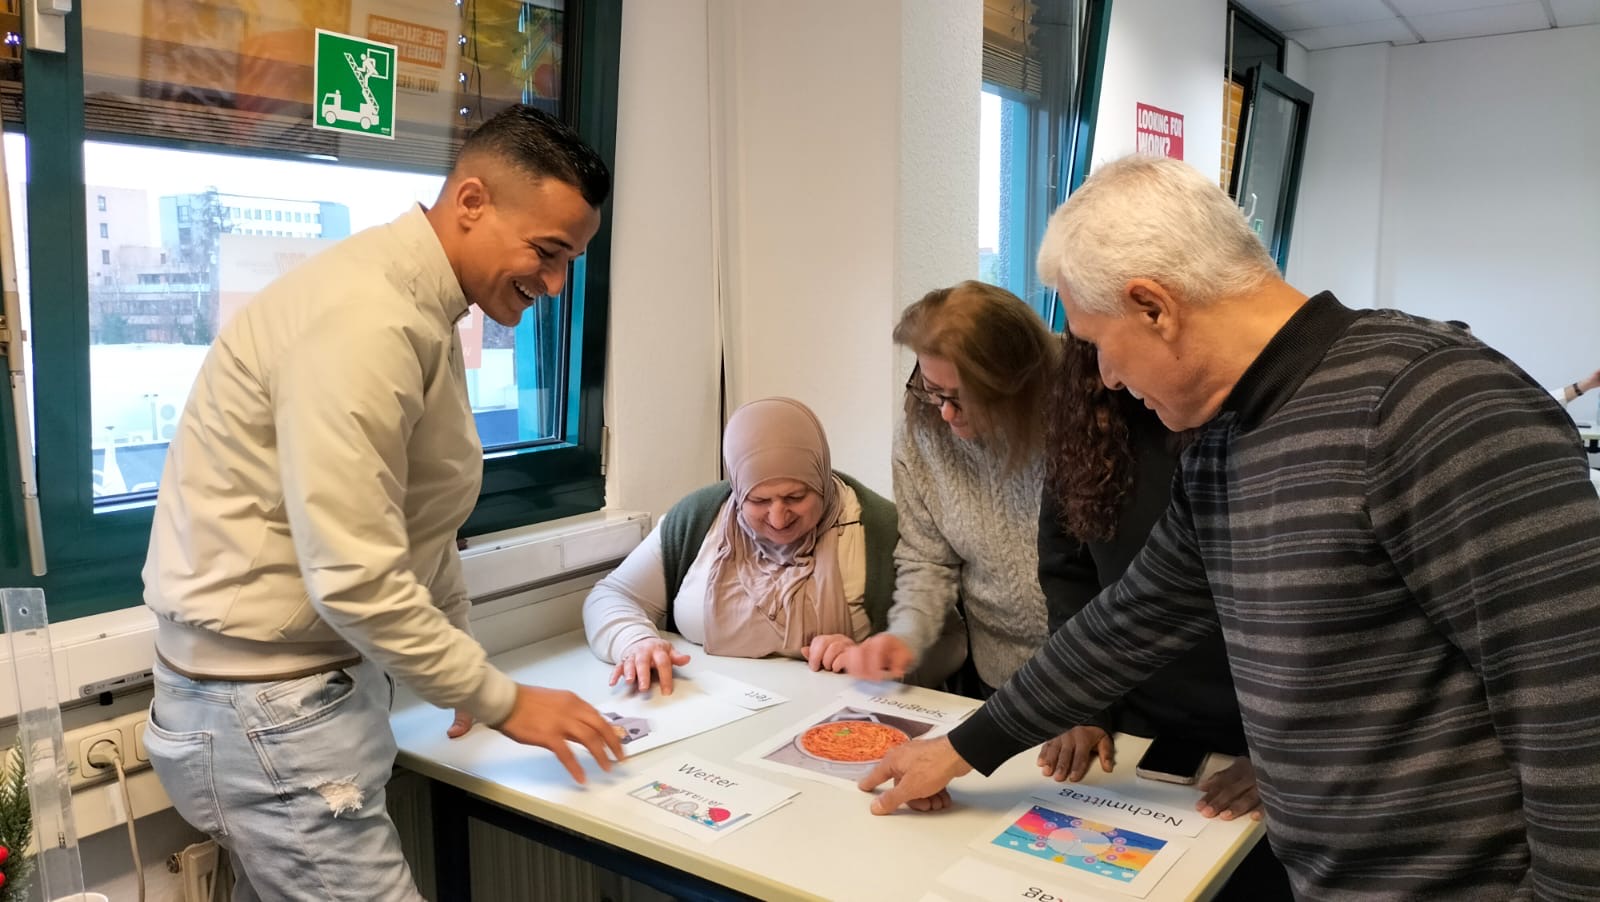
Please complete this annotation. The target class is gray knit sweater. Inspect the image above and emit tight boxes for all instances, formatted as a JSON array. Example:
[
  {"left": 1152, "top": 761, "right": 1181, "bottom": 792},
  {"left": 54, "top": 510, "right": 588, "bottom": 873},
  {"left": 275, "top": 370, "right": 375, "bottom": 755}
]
[{"left": 887, "top": 413, "right": 1048, "bottom": 687}]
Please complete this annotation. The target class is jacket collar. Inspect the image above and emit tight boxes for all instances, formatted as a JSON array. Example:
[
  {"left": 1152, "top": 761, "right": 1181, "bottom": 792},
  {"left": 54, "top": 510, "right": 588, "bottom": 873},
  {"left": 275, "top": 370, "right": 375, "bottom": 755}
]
[
  {"left": 393, "top": 204, "right": 470, "bottom": 325},
  {"left": 1220, "top": 291, "right": 1361, "bottom": 431}
]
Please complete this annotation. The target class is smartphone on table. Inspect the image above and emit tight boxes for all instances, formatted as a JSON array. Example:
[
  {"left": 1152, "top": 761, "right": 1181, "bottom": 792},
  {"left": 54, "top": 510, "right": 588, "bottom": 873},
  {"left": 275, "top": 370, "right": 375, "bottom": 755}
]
[{"left": 1134, "top": 735, "right": 1208, "bottom": 785}]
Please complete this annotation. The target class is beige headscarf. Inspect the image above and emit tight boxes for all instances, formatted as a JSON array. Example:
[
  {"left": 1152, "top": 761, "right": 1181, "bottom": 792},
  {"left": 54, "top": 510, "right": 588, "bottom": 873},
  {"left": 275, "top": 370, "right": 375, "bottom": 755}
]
[{"left": 703, "top": 398, "right": 851, "bottom": 657}]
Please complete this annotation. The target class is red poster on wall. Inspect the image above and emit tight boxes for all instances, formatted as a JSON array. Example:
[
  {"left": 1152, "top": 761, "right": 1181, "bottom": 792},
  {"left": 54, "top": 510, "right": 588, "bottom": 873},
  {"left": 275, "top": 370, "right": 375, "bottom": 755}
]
[{"left": 1135, "top": 103, "right": 1184, "bottom": 160}]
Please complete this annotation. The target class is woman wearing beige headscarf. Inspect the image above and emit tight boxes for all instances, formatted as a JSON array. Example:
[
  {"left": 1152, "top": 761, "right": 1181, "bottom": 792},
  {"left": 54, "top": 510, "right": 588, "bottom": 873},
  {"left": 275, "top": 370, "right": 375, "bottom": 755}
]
[{"left": 582, "top": 398, "right": 900, "bottom": 693}]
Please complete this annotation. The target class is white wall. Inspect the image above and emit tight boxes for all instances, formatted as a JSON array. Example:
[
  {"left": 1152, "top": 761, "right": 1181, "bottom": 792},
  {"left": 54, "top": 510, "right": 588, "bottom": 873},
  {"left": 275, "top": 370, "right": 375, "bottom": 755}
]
[
  {"left": 1378, "top": 24, "right": 1600, "bottom": 392},
  {"left": 605, "top": 0, "right": 723, "bottom": 520},
  {"left": 1283, "top": 38, "right": 1309, "bottom": 83},
  {"left": 1292, "top": 24, "right": 1600, "bottom": 392},
  {"left": 1093, "top": 0, "right": 1228, "bottom": 185},
  {"left": 1283, "top": 43, "right": 1389, "bottom": 308},
  {"left": 607, "top": 0, "right": 980, "bottom": 502}
]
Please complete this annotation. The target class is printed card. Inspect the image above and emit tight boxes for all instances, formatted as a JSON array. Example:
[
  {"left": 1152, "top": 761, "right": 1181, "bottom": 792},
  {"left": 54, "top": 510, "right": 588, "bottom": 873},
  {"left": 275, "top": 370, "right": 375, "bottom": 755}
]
[
  {"left": 970, "top": 798, "right": 1188, "bottom": 898},
  {"left": 688, "top": 669, "right": 790, "bottom": 710},
  {"left": 738, "top": 687, "right": 978, "bottom": 790},
  {"left": 611, "top": 754, "right": 798, "bottom": 842},
  {"left": 1030, "top": 783, "right": 1209, "bottom": 838},
  {"left": 590, "top": 674, "right": 759, "bottom": 756},
  {"left": 939, "top": 856, "right": 1118, "bottom": 902}
]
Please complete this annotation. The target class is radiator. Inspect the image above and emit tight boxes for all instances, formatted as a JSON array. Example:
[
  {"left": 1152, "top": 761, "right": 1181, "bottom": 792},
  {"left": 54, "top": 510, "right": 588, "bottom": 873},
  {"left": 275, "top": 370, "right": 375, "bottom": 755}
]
[{"left": 175, "top": 839, "right": 231, "bottom": 902}]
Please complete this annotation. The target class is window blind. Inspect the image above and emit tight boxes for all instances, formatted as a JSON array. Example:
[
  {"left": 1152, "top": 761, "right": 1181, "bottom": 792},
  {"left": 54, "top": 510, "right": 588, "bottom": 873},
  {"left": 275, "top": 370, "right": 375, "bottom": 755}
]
[{"left": 983, "top": 0, "right": 1041, "bottom": 97}]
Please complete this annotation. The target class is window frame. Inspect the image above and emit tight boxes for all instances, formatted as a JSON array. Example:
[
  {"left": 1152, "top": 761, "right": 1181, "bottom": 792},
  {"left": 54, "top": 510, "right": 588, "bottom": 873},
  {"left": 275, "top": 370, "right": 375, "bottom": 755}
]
[
  {"left": 0, "top": 0, "right": 623, "bottom": 620},
  {"left": 981, "top": 0, "right": 1113, "bottom": 329}
]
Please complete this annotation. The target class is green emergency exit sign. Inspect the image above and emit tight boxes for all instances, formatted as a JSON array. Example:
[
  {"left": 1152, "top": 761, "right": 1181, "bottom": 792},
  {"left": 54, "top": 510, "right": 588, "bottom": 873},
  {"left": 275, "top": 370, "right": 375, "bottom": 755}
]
[{"left": 313, "top": 29, "right": 399, "bottom": 139}]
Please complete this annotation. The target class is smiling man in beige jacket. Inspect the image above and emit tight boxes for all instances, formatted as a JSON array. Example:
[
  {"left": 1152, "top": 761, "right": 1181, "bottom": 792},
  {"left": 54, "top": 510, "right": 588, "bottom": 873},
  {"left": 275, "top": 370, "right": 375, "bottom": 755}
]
[{"left": 140, "top": 106, "right": 623, "bottom": 901}]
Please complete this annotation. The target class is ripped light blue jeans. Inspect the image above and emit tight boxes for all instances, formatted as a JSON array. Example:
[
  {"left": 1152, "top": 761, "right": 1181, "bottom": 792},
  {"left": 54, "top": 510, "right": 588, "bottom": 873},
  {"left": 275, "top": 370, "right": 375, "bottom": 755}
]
[{"left": 145, "top": 658, "right": 425, "bottom": 902}]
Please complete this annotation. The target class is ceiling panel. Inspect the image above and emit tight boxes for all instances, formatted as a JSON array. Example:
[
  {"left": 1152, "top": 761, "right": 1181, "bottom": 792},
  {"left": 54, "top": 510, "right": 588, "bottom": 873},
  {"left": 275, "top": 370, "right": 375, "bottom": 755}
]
[
  {"left": 1407, "top": 1, "right": 1551, "bottom": 40},
  {"left": 1388, "top": 0, "right": 1526, "bottom": 15},
  {"left": 1250, "top": 0, "right": 1397, "bottom": 32},
  {"left": 1551, "top": 0, "right": 1600, "bottom": 26},
  {"left": 1235, "top": 0, "right": 1582, "bottom": 48},
  {"left": 1286, "top": 17, "right": 1421, "bottom": 49}
]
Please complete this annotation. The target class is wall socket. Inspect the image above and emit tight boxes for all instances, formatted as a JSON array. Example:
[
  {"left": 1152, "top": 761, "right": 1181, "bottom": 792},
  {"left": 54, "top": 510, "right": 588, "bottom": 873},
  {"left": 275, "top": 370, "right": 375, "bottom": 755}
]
[{"left": 66, "top": 709, "right": 151, "bottom": 790}]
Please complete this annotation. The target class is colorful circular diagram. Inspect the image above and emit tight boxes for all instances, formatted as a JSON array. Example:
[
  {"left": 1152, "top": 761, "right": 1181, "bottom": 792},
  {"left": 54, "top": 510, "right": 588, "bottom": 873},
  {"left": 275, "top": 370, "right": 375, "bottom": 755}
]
[{"left": 1045, "top": 825, "right": 1115, "bottom": 859}]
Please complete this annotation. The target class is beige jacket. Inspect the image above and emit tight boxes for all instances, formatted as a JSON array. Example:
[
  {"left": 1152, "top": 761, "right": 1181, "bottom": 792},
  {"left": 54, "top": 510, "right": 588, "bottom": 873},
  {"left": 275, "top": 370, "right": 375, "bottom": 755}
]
[{"left": 143, "top": 206, "right": 518, "bottom": 726}]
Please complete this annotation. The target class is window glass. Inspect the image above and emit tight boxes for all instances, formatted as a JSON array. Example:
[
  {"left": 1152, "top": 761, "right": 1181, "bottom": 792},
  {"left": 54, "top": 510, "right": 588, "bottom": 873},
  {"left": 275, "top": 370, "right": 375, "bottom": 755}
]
[
  {"left": 77, "top": 0, "right": 572, "bottom": 505},
  {"left": 978, "top": 89, "right": 1032, "bottom": 301},
  {"left": 979, "top": 0, "right": 1095, "bottom": 322}
]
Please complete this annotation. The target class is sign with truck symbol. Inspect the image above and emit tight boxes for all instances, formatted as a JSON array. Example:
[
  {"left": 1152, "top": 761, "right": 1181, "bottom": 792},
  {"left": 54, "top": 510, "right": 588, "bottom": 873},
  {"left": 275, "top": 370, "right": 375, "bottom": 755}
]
[{"left": 313, "top": 29, "right": 399, "bottom": 139}]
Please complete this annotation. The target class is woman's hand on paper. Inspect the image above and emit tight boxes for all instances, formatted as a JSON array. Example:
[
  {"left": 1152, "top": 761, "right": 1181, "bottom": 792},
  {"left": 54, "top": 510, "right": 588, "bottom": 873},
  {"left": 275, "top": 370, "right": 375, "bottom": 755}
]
[
  {"left": 611, "top": 637, "right": 691, "bottom": 695},
  {"left": 805, "top": 633, "right": 856, "bottom": 673},
  {"left": 1197, "top": 756, "right": 1264, "bottom": 821},
  {"left": 1037, "top": 726, "right": 1114, "bottom": 782},
  {"left": 838, "top": 633, "right": 917, "bottom": 682}
]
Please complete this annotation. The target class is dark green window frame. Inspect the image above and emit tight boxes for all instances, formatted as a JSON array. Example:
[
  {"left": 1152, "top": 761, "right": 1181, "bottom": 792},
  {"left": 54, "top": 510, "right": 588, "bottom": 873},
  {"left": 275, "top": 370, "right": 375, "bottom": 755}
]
[
  {"left": 0, "top": 0, "right": 623, "bottom": 621},
  {"left": 986, "top": 0, "right": 1110, "bottom": 331}
]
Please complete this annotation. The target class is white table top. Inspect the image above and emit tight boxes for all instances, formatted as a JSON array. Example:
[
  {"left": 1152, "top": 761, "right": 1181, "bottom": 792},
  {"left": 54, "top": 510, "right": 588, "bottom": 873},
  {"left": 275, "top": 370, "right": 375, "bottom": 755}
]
[{"left": 391, "top": 631, "right": 1264, "bottom": 902}]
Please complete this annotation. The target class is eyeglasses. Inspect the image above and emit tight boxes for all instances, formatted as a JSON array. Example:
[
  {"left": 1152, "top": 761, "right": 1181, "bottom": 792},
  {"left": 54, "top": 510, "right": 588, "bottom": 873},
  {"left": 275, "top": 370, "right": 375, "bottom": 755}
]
[{"left": 905, "top": 363, "right": 962, "bottom": 413}]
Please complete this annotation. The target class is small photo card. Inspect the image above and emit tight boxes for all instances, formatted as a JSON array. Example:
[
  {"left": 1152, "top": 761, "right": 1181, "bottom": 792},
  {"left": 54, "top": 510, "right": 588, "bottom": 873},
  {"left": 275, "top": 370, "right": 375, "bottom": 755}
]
[
  {"left": 971, "top": 798, "right": 1188, "bottom": 898},
  {"left": 612, "top": 754, "right": 798, "bottom": 842},
  {"left": 738, "top": 687, "right": 977, "bottom": 790}
]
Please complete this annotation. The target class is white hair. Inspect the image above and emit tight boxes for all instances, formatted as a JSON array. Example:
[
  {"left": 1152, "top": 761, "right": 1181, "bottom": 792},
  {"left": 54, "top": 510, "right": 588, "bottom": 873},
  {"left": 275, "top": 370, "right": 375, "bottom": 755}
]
[{"left": 1035, "top": 155, "right": 1278, "bottom": 315}]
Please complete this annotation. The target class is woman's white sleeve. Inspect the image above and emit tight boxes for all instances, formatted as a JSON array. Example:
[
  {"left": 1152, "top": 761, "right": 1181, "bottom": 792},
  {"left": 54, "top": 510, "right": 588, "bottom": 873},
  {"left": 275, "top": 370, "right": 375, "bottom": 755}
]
[{"left": 582, "top": 519, "right": 672, "bottom": 663}]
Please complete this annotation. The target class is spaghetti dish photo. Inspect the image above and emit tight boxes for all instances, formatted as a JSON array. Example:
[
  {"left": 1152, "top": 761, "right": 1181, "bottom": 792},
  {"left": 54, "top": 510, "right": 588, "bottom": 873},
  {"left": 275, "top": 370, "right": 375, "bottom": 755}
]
[{"left": 797, "top": 720, "right": 910, "bottom": 763}]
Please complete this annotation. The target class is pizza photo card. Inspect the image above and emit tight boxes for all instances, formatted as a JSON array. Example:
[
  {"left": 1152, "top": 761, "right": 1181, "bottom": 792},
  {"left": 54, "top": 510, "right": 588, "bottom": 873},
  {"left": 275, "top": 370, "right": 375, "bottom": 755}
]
[{"left": 737, "top": 688, "right": 975, "bottom": 790}]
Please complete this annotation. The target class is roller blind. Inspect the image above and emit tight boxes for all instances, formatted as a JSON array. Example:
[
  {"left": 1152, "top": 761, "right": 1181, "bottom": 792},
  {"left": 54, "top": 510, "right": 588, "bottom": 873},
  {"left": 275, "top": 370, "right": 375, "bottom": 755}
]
[
  {"left": 983, "top": 0, "right": 1041, "bottom": 97},
  {"left": 77, "top": 0, "right": 564, "bottom": 173}
]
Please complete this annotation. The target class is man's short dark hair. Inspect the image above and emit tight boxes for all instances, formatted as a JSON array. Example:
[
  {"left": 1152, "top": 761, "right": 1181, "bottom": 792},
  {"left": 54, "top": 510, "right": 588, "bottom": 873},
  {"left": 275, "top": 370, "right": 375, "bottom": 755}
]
[{"left": 458, "top": 105, "right": 611, "bottom": 207}]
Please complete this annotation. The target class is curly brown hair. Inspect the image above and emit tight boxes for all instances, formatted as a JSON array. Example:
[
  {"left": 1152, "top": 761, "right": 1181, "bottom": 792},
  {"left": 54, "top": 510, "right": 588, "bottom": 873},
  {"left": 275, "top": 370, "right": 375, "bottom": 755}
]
[{"left": 1044, "top": 335, "right": 1191, "bottom": 543}]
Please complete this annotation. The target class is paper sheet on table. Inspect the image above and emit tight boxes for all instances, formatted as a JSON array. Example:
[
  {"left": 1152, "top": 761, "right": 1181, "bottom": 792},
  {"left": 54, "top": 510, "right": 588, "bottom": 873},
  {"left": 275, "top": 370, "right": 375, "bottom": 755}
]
[
  {"left": 736, "top": 686, "right": 978, "bottom": 790},
  {"left": 687, "top": 668, "right": 790, "bottom": 710},
  {"left": 965, "top": 797, "right": 1189, "bottom": 899},
  {"left": 608, "top": 753, "right": 799, "bottom": 842},
  {"left": 939, "top": 856, "right": 1120, "bottom": 902},
  {"left": 586, "top": 673, "right": 761, "bottom": 756},
  {"left": 1030, "top": 782, "right": 1210, "bottom": 838}
]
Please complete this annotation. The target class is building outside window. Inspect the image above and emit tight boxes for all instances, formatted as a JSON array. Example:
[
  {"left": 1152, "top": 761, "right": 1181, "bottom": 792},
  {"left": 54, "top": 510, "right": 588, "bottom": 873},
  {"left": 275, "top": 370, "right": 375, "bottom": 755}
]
[{"left": 0, "top": 0, "right": 622, "bottom": 618}]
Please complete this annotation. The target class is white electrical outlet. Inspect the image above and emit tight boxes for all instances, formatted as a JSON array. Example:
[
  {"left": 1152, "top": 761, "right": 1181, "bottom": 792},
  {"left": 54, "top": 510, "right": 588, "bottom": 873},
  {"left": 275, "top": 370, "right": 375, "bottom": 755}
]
[
  {"left": 73, "top": 727, "right": 124, "bottom": 789},
  {"left": 66, "top": 713, "right": 154, "bottom": 790},
  {"left": 131, "top": 718, "right": 149, "bottom": 763}
]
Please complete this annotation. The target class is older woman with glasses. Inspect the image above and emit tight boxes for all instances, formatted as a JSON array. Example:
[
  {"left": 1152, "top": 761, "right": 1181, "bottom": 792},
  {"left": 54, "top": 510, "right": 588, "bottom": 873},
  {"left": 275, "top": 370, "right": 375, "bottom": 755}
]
[
  {"left": 582, "top": 397, "right": 900, "bottom": 693},
  {"left": 839, "top": 281, "right": 1059, "bottom": 697}
]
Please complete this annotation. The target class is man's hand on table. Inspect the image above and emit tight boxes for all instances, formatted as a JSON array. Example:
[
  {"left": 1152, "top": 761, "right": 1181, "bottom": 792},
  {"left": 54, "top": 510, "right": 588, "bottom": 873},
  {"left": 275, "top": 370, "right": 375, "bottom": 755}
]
[
  {"left": 1037, "top": 725, "right": 1114, "bottom": 782},
  {"left": 857, "top": 736, "right": 972, "bottom": 814},
  {"left": 493, "top": 684, "right": 626, "bottom": 784},
  {"left": 1197, "top": 756, "right": 1264, "bottom": 821}
]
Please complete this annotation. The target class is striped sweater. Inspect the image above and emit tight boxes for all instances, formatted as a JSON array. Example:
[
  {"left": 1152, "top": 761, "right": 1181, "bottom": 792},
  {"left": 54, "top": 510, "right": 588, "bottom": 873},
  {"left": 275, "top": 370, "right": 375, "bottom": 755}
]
[{"left": 949, "top": 294, "right": 1600, "bottom": 900}]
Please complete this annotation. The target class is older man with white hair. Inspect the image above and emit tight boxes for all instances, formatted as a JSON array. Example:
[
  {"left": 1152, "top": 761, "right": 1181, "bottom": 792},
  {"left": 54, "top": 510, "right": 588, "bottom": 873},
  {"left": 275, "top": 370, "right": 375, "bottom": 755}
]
[{"left": 860, "top": 155, "right": 1600, "bottom": 900}]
